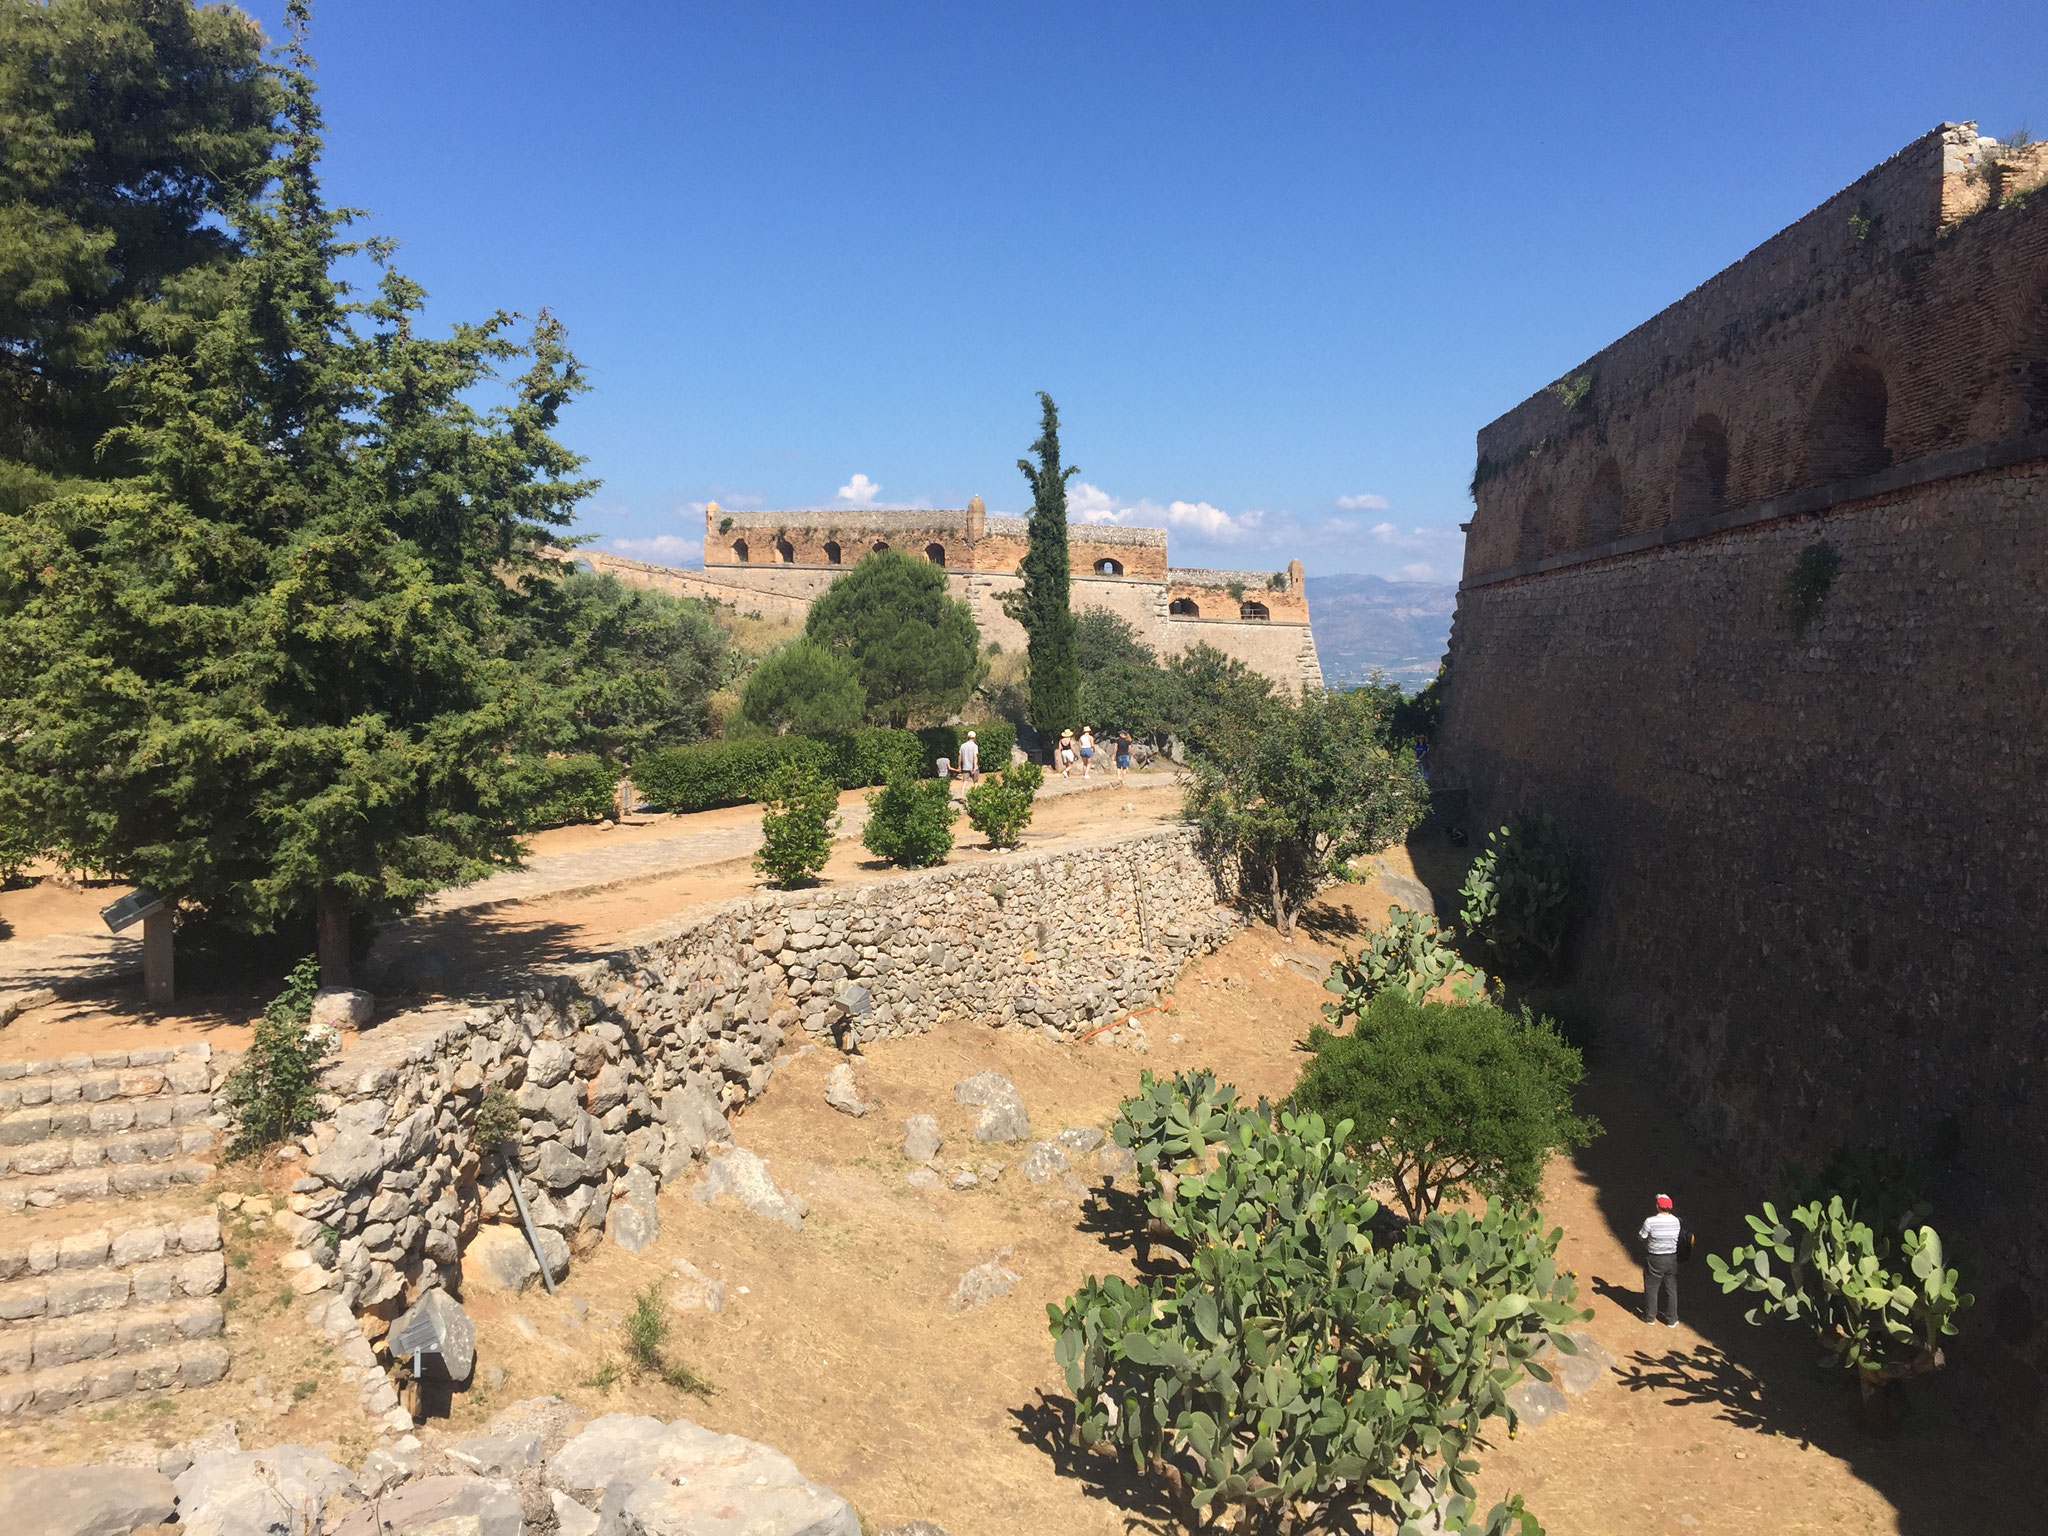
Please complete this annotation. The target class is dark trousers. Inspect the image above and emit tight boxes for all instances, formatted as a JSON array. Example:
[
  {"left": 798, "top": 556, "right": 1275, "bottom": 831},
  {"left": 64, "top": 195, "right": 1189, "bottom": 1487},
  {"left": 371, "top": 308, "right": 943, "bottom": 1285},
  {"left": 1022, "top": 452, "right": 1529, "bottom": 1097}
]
[{"left": 1643, "top": 1251, "right": 1678, "bottom": 1323}]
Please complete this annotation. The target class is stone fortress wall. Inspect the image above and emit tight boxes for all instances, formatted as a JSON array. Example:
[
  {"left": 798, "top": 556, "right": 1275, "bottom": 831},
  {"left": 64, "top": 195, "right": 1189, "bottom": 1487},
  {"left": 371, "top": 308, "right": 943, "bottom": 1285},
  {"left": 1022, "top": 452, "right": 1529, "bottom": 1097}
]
[
  {"left": 1436, "top": 122, "right": 2048, "bottom": 1320},
  {"left": 576, "top": 497, "right": 1326, "bottom": 694},
  {"left": 269, "top": 826, "right": 1237, "bottom": 1351}
]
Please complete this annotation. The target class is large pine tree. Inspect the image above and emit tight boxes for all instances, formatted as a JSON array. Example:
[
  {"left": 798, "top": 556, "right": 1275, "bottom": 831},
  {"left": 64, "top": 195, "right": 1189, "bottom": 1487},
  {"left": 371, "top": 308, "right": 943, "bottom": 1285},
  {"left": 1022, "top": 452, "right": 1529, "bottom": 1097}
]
[
  {"left": 0, "top": 3, "right": 593, "bottom": 983},
  {"left": 1016, "top": 391, "right": 1079, "bottom": 745}
]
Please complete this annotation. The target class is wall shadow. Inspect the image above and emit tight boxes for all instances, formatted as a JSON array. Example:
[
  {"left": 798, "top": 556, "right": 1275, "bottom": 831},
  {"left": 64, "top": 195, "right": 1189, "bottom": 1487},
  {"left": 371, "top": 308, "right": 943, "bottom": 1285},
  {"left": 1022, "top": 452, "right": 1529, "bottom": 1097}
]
[{"left": 1569, "top": 1054, "right": 2032, "bottom": 1533}]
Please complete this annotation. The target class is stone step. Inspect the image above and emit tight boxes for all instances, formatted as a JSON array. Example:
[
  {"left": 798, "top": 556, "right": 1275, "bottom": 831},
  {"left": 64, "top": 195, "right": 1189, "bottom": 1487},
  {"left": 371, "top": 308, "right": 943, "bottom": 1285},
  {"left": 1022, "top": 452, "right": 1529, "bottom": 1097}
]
[
  {"left": 0, "top": 1046, "right": 216, "bottom": 1113},
  {"left": 0, "top": 1123, "right": 215, "bottom": 1181},
  {"left": 0, "top": 1244, "right": 225, "bottom": 1326},
  {"left": 0, "top": 1157, "right": 215, "bottom": 1213},
  {"left": 0, "top": 1336, "right": 231, "bottom": 1415},
  {"left": 0, "top": 1294, "right": 224, "bottom": 1374},
  {"left": 0, "top": 1212, "right": 223, "bottom": 1284},
  {"left": 0, "top": 1092, "right": 218, "bottom": 1148}
]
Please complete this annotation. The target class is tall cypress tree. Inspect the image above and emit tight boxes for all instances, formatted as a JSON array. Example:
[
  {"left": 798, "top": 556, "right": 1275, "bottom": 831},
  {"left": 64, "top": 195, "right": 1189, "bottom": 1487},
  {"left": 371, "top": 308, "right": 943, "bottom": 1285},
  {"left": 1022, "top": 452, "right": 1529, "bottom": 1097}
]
[{"left": 1017, "top": 391, "right": 1079, "bottom": 746}]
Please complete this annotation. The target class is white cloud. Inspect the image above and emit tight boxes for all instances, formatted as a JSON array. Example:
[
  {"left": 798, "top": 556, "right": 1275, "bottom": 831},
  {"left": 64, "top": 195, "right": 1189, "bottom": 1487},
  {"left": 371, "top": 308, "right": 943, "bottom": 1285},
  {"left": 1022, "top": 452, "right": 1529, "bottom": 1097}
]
[
  {"left": 1337, "top": 493, "right": 1390, "bottom": 511},
  {"left": 608, "top": 535, "right": 703, "bottom": 565},
  {"left": 1069, "top": 482, "right": 1253, "bottom": 541},
  {"left": 1400, "top": 561, "right": 1437, "bottom": 581},
  {"left": 1369, "top": 521, "right": 1447, "bottom": 551},
  {"left": 1069, "top": 482, "right": 1125, "bottom": 523},
  {"left": 837, "top": 473, "right": 881, "bottom": 505}
]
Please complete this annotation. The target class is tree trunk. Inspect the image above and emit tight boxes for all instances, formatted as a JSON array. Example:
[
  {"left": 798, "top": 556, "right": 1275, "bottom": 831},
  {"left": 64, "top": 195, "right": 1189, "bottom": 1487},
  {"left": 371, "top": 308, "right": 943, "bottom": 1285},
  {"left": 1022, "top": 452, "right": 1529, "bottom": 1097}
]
[
  {"left": 142, "top": 908, "right": 174, "bottom": 1009},
  {"left": 317, "top": 888, "right": 350, "bottom": 988},
  {"left": 1269, "top": 862, "right": 1294, "bottom": 937}
]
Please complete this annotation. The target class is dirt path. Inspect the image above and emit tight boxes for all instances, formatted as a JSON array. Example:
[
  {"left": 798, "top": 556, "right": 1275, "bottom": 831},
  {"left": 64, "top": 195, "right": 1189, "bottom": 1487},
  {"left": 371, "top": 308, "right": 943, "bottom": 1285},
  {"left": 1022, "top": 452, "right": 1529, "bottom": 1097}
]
[{"left": 0, "top": 774, "right": 1182, "bottom": 1063}]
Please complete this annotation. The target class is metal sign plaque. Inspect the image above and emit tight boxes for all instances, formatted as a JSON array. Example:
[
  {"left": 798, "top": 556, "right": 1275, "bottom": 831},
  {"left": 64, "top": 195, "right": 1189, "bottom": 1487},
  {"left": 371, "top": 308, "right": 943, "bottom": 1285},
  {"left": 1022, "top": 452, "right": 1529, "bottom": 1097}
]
[
  {"left": 390, "top": 1309, "right": 444, "bottom": 1359},
  {"left": 100, "top": 887, "right": 167, "bottom": 935}
]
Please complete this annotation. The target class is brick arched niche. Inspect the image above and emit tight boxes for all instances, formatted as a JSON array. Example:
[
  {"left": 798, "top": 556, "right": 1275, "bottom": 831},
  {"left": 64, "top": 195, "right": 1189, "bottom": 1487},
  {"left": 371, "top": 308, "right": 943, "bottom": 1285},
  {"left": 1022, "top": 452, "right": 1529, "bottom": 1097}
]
[
  {"left": 1672, "top": 415, "right": 1730, "bottom": 525},
  {"left": 824, "top": 541, "right": 842, "bottom": 565},
  {"left": 925, "top": 542, "right": 946, "bottom": 565},
  {"left": 1169, "top": 596, "right": 1200, "bottom": 617},
  {"left": 775, "top": 537, "right": 795, "bottom": 563},
  {"left": 1515, "top": 489, "right": 1550, "bottom": 565},
  {"left": 732, "top": 538, "right": 750, "bottom": 563},
  {"left": 1805, "top": 351, "right": 1891, "bottom": 483},
  {"left": 1578, "top": 458, "right": 1624, "bottom": 545}
]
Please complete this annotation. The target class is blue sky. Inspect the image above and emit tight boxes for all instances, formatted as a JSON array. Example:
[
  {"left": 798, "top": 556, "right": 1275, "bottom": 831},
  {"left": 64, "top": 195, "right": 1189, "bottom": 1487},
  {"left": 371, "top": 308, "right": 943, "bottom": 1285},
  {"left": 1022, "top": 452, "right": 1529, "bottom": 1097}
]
[{"left": 248, "top": 2, "right": 2045, "bottom": 581}]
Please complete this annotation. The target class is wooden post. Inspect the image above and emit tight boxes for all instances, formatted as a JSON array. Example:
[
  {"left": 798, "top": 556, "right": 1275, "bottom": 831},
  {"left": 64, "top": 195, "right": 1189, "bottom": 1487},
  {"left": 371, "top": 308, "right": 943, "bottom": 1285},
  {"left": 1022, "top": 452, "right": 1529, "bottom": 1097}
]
[
  {"left": 317, "top": 890, "right": 350, "bottom": 989},
  {"left": 142, "top": 909, "right": 174, "bottom": 1009}
]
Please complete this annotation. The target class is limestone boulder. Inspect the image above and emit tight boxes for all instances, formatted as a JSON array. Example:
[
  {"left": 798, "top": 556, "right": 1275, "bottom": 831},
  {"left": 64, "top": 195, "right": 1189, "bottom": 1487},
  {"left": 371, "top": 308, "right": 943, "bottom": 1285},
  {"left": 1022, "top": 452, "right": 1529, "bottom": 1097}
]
[
  {"left": 464, "top": 1224, "right": 566, "bottom": 1295},
  {"left": 822, "top": 1063, "right": 868, "bottom": 1118},
  {"left": 312, "top": 1128, "right": 389, "bottom": 1190},
  {"left": 1019, "top": 1142, "right": 1068, "bottom": 1183},
  {"left": 948, "top": 1251, "right": 1020, "bottom": 1313},
  {"left": 0, "top": 1466, "right": 176, "bottom": 1536},
  {"left": 548, "top": 1416, "right": 857, "bottom": 1536},
  {"left": 900, "top": 1115, "right": 942, "bottom": 1163},
  {"left": 309, "top": 988, "right": 374, "bottom": 1031},
  {"left": 173, "top": 1446, "right": 358, "bottom": 1536},
  {"left": 608, "top": 1166, "right": 660, "bottom": 1254},
  {"left": 325, "top": 1476, "right": 522, "bottom": 1536},
  {"left": 691, "top": 1148, "right": 806, "bottom": 1231}
]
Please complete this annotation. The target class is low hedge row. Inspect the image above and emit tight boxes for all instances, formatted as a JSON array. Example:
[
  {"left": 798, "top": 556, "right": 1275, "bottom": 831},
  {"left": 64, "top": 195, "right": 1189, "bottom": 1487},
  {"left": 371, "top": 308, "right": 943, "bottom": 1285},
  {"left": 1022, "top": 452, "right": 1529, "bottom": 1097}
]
[
  {"left": 507, "top": 753, "right": 618, "bottom": 830},
  {"left": 633, "top": 721, "right": 1017, "bottom": 815}
]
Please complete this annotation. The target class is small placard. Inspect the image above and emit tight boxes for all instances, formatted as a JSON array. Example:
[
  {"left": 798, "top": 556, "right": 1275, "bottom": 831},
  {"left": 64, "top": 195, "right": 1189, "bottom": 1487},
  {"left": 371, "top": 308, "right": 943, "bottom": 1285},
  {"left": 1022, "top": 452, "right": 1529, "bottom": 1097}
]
[
  {"left": 100, "top": 887, "right": 166, "bottom": 935},
  {"left": 391, "top": 1309, "right": 444, "bottom": 1358}
]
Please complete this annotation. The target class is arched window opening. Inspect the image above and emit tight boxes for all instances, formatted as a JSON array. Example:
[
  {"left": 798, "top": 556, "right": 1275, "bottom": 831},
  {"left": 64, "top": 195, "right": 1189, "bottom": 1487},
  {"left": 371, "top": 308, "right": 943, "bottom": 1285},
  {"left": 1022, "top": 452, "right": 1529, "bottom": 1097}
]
[
  {"left": 871, "top": 541, "right": 890, "bottom": 554},
  {"left": 1169, "top": 597, "right": 1200, "bottom": 617},
  {"left": 775, "top": 537, "right": 795, "bottom": 563},
  {"left": 1095, "top": 557, "right": 1123, "bottom": 576},
  {"left": 925, "top": 542, "right": 946, "bottom": 565},
  {"left": 731, "top": 539, "right": 749, "bottom": 563},
  {"left": 1806, "top": 352, "right": 1891, "bottom": 482},
  {"left": 1517, "top": 490, "right": 1550, "bottom": 564},
  {"left": 1239, "top": 601, "right": 1270, "bottom": 621},
  {"left": 1672, "top": 415, "right": 1730, "bottom": 525},
  {"left": 1579, "top": 459, "right": 1624, "bottom": 546},
  {"left": 823, "top": 541, "right": 842, "bottom": 565}
]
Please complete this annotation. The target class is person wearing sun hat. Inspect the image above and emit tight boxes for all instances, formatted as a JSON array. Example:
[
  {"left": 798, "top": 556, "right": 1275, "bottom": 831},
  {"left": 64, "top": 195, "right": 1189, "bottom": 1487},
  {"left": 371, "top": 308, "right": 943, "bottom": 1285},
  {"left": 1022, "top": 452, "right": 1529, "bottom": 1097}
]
[
  {"left": 1057, "top": 729, "right": 1076, "bottom": 778},
  {"left": 1639, "top": 1193, "right": 1682, "bottom": 1327}
]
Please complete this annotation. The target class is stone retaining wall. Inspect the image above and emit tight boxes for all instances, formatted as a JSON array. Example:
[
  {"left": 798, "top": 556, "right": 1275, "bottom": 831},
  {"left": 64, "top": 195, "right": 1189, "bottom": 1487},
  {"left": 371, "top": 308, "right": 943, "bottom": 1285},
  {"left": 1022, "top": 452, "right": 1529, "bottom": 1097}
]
[{"left": 275, "top": 825, "right": 1234, "bottom": 1336}]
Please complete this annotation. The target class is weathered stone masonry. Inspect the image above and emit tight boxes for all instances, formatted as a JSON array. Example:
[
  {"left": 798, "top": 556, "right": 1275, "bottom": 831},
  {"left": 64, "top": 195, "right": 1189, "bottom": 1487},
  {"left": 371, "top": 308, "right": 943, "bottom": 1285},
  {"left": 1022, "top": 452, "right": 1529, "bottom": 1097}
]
[
  {"left": 1438, "top": 122, "right": 2048, "bottom": 1330},
  {"left": 276, "top": 826, "right": 1236, "bottom": 1338}
]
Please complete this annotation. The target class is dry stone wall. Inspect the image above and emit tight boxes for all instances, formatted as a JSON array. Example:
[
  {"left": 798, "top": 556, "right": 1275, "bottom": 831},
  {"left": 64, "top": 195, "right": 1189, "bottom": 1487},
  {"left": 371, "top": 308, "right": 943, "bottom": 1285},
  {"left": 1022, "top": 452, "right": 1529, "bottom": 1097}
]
[{"left": 276, "top": 826, "right": 1235, "bottom": 1336}]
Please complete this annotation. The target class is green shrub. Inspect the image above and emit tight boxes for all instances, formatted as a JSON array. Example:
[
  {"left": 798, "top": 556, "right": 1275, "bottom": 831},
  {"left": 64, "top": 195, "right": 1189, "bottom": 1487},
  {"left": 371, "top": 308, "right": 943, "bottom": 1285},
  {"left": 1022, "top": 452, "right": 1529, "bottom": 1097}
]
[
  {"left": 221, "top": 957, "right": 330, "bottom": 1158},
  {"left": 754, "top": 762, "right": 841, "bottom": 887},
  {"left": 1290, "top": 989, "right": 1598, "bottom": 1222},
  {"left": 504, "top": 753, "right": 618, "bottom": 830},
  {"left": 622, "top": 1282, "right": 713, "bottom": 1395},
  {"left": 634, "top": 728, "right": 930, "bottom": 814},
  {"left": 1323, "top": 904, "right": 1487, "bottom": 1013},
  {"left": 1457, "top": 813, "right": 1575, "bottom": 976},
  {"left": 474, "top": 1088, "right": 520, "bottom": 1148},
  {"left": 963, "top": 760, "right": 1043, "bottom": 848},
  {"left": 736, "top": 639, "right": 866, "bottom": 735},
  {"left": 1709, "top": 1196, "right": 1971, "bottom": 1409},
  {"left": 1055, "top": 1070, "right": 1578, "bottom": 1534},
  {"left": 861, "top": 773, "right": 957, "bottom": 867}
]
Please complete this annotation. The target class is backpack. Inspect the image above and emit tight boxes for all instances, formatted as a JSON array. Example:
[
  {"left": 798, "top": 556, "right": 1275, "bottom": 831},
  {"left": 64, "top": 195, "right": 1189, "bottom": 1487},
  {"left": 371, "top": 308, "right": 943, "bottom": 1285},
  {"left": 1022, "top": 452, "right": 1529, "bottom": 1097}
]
[{"left": 1676, "top": 1225, "right": 1696, "bottom": 1263}]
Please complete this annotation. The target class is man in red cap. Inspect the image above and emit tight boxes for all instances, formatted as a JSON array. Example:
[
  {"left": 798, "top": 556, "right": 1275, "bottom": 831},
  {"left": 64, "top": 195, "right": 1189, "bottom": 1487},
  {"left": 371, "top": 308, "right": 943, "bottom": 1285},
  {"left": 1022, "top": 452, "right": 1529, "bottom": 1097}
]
[{"left": 1639, "top": 1193, "right": 1682, "bottom": 1327}]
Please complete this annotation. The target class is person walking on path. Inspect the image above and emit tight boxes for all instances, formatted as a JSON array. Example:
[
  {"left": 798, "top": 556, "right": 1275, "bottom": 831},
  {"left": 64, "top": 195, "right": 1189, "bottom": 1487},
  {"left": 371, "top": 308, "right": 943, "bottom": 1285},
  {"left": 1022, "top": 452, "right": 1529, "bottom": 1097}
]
[
  {"left": 1114, "top": 730, "right": 1133, "bottom": 785},
  {"left": 1057, "top": 730, "right": 1076, "bottom": 777},
  {"left": 1079, "top": 727, "right": 1096, "bottom": 778},
  {"left": 959, "top": 730, "right": 980, "bottom": 783},
  {"left": 1640, "top": 1193, "right": 1682, "bottom": 1327}
]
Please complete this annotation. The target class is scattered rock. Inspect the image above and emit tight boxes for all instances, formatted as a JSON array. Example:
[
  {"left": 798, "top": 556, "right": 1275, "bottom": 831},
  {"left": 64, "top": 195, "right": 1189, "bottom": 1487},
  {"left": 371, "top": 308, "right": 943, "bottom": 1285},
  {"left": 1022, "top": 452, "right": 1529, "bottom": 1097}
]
[
  {"left": 951, "top": 1070, "right": 1012, "bottom": 1108},
  {"left": 0, "top": 1466, "right": 176, "bottom": 1536},
  {"left": 465, "top": 1225, "right": 552, "bottom": 1294},
  {"left": 158, "top": 1420, "right": 240, "bottom": 1480},
  {"left": 546, "top": 1415, "right": 859, "bottom": 1536},
  {"left": 608, "top": 1166, "right": 660, "bottom": 1253},
  {"left": 1056, "top": 1126, "right": 1105, "bottom": 1154},
  {"left": 309, "top": 987, "right": 375, "bottom": 1031},
  {"left": 947, "top": 1168, "right": 978, "bottom": 1191},
  {"left": 901, "top": 1114, "right": 942, "bottom": 1163},
  {"left": 691, "top": 1147, "right": 807, "bottom": 1231},
  {"left": 972, "top": 1089, "right": 1030, "bottom": 1144},
  {"left": 977, "top": 1162, "right": 1004, "bottom": 1184},
  {"left": 444, "top": 1432, "right": 542, "bottom": 1477},
  {"left": 390, "top": 1286, "right": 475, "bottom": 1384},
  {"left": 948, "top": 1250, "right": 1020, "bottom": 1312},
  {"left": 487, "top": 1396, "right": 582, "bottom": 1459},
  {"left": 326, "top": 1476, "right": 523, "bottom": 1536},
  {"left": 905, "top": 1166, "right": 942, "bottom": 1191},
  {"left": 1505, "top": 1377, "right": 1570, "bottom": 1429},
  {"left": 668, "top": 1258, "right": 726, "bottom": 1315},
  {"left": 1020, "top": 1142, "right": 1069, "bottom": 1183},
  {"left": 357, "top": 1437, "right": 421, "bottom": 1497},
  {"left": 174, "top": 1446, "right": 359, "bottom": 1536},
  {"left": 823, "top": 1063, "right": 869, "bottom": 1118},
  {"left": 550, "top": 1490, "right": 599, "bottom": 1536},
  {"left": 1095, "top": 1145, "right": 1137, "bottom": 1180}
]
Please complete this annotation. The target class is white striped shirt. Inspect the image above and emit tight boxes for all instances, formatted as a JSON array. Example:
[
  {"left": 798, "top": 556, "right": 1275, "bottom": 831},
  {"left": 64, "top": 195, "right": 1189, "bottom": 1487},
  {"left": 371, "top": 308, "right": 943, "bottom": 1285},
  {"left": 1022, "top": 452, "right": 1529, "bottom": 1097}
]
[{"left": 1640, "top": 1211, "right": 1681, "bottom": 1255}]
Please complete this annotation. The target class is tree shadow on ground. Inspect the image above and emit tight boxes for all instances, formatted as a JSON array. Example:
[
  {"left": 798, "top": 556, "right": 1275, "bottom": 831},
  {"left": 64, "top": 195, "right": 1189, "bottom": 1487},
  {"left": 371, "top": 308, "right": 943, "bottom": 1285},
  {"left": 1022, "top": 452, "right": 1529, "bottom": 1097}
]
[
  {"left": 1008, "top": 1393, "right": 1182, "bottom": 1536},
  {"left": 1570, "top": 1054, "right": 2032, "bottom": 1532}
]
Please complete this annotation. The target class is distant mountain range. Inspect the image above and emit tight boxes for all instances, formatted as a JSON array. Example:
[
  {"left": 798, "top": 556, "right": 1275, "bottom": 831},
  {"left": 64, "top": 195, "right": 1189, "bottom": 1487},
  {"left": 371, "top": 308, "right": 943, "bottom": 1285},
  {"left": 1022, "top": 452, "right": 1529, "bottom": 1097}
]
[{"left": 1305, "top": 573, "right": 1457, "bottom": 690}]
